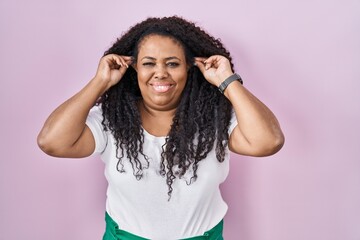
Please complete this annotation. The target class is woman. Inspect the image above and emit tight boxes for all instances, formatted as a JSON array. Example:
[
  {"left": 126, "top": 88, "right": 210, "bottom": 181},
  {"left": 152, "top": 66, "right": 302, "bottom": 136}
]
[{"left": 38, "top": 16, "right": 284, "bottom": 240}]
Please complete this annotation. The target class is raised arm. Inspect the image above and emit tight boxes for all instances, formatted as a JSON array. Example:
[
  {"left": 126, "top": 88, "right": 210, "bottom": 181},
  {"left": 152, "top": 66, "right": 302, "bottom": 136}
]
[
  {"left": 195, "top": 56, "right": 284, "bottom": 157},
  {"left": 37, "top": 55, "right": 132, "bottom": 158}
]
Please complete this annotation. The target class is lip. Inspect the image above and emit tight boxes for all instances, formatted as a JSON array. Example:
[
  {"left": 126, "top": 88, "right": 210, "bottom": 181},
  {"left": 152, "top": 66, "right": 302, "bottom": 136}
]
[{"left": 149, "top": 82, "right": 174, "bottom": 93}]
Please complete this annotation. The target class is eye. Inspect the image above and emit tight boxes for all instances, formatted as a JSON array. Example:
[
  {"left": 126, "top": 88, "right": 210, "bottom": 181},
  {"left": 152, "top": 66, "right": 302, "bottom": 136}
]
[
  {"left": 167, "top": 62, "right": 180, "bottom": 67},
  {"left": 143, "top": 62, "right": 155, "bottom": 66}
]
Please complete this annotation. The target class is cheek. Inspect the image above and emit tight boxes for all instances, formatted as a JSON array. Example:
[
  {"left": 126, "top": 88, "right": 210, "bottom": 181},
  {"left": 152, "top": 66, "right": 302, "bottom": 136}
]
[
  {"left": 137, "top": 70, "right": 151, "bottom": 84},
  {"left": 177, "top": 71, "right": 188, "bottom": 87}
]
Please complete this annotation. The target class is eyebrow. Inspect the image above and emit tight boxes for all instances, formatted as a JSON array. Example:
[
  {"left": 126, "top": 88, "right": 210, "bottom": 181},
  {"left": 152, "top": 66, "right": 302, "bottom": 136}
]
[{"left": 141, "top": 56, "right": 181, "bottom": 61}]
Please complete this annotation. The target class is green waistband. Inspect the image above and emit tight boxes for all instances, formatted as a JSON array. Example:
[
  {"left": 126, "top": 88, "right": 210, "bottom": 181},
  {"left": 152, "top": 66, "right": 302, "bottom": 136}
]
[{"left": 103, "top": 212, "right": 223, "bottom": 240}]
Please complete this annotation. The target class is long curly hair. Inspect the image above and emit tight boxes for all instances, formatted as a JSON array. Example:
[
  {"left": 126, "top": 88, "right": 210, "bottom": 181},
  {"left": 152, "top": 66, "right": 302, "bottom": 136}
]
[{"left": 100, "top": 16, "right": 234, "bottom": 198}]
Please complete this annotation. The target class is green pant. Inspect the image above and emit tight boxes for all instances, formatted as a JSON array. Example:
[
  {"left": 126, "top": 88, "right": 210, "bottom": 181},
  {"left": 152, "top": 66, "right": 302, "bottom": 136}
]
[{"left": 103, "top": 212, "right": 224, "bottom": 240}]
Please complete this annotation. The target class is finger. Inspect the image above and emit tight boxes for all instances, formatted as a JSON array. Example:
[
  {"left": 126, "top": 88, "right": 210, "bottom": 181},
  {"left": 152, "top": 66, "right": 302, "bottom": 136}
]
[
  {"left": 203, "top": 56, "right": 221, "bottom": 70},
  {"left": 107, "top": 55, "right": 123, "bottom": 68},
  {"left": 120, "top": 58, "right": 128, "bottom": 68},
  {"left": 113, "top": 55, "right": 128, "bottom": 68},
  {"left": 194, "top": 58, "right": 206, "bottom": 73},
  {"left": 124, "top": 56, "right": 134, "bottom": 65},
  {"left": 107, "top": 54, "right": 130, "bottom": 68},
  {"left": 204, "top": 55, "right": 222, "bottom": 62},
  {"left": 194, "top": 57, "right": 207, "bottom": 62},
  {"left": 205, "top": 62, "right": 212, "bottom": 70},
  {"left": 119, "top": 56, "right": 134, "bottom": 68},
  {"left": 121, "top": 55, "right": 133, "bottom": 60},
  {"left": 203, "top": 60, "right": 214, "bottom": 70}
]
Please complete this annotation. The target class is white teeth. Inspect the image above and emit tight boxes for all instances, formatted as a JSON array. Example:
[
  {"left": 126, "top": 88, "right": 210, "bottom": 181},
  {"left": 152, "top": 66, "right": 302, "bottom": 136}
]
[
  {"left": 153, "top": 85, "right": 171, "bottom": 92},
  {"left": 155, "top": 86, "right": 169, "bottom": 90}
]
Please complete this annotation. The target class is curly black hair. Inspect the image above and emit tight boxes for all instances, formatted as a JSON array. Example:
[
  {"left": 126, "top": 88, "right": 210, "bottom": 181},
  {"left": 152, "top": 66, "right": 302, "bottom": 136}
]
[{"left": 100, "top": 16, "right": 234, "bottom": 198}]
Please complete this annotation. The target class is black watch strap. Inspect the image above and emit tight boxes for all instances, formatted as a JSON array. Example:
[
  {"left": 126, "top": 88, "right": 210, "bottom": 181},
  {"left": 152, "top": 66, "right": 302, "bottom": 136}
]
[{"left": 218, "top": 73, "right": 243, "bottom": 94}]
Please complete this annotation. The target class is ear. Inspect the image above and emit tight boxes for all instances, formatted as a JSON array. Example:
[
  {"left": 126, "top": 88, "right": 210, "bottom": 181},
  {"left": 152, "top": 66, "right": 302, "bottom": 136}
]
[
  {"left": 187, "top": 63, "right": 196, "bottom": 72},
  {"left": 132, "top": 62, "right": 138, "bottom": 72},
  {"left": 186, "top": 60, "right": 194, "bottom": 71},
  {"left": 188, "top": 57, "right": 198, "bottom": 70},
  {"left": 129, "top": 56, "right": 137, "bottom": 72}
]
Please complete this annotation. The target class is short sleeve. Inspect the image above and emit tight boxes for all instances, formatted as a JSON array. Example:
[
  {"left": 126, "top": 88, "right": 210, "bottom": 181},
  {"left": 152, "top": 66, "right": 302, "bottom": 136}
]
[
  {"left": 228, "top": 109, "right": 238, "bottom": 136},
  {"left": 85, "top": 105, "right": 108, "bottom": 155}
]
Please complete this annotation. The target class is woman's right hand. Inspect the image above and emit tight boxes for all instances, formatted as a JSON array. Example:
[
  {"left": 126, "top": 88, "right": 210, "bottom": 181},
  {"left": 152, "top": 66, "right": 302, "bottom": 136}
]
[
  {"left": 37, "top": 54, "right": 132, "bottom": 158},
  {"left": 95, "top": 54, "right": 133, "bottom": 90}
]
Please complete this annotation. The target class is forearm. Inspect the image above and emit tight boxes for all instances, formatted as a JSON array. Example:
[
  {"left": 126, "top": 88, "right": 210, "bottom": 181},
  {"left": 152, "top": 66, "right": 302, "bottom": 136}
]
[
  {"left": 224, "top": 81, "right": 284, "bottom": 155},
  {"left": 192, "top": 55, "right": 284, "bottom": 155},
  {"left": 37, "top": 77, "right": 107, "bottom": 154}
]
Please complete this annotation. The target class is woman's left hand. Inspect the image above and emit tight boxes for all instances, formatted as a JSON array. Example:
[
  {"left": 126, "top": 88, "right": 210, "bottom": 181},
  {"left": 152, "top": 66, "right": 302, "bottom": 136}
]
[
  {"left": 196, "top": 55, "right": 285, "bottom": 157},
  {"left": 194, "top": 55, "right": 234, "bottom": 87}
]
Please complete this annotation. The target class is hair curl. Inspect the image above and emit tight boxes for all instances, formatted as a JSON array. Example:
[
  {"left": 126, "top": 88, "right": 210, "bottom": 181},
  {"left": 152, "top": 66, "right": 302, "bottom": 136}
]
[{"left": 100, "top": 16, "right": 234, "bottom": 198}]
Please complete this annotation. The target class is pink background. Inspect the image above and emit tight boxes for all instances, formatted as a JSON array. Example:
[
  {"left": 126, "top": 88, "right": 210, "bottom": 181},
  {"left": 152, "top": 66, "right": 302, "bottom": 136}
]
[{"left": 1, "top": 0, "right": 359, "bottom": 239}]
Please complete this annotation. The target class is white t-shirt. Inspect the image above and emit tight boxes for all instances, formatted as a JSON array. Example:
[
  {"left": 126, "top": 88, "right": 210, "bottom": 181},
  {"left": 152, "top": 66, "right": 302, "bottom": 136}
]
[{"left": 86, "top": 106, "right": 238, "bottom": 239}]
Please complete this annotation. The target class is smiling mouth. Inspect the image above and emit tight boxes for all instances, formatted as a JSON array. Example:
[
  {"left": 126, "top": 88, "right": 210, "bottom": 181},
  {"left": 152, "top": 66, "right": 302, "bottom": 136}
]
[{"left": 150, "top": 83, "right": 174, "bottom": 93}]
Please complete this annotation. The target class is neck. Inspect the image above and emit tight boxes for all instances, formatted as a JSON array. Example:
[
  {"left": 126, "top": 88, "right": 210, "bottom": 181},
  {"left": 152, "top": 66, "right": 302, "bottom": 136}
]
[
  {"left": 138, "top": 100, "right": 177, "bottom": 137},
  {"left": 139, "top": 100, "right": 177, "bottom": 119}
]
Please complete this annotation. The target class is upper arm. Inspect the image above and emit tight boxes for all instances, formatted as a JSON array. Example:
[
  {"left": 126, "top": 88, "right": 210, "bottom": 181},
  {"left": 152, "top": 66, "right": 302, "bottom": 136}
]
[
  {"left": 38, "top": 105, "right": 106, "bottom": 158},
  {"left": 65, "top": 125, "right": 96, "bottom": 158},
  {"left": 228, "top": 125, "right": 256, "bottom": 156},
  {"left": 67, "top": 105, "right": 108, "bottom": 158},
  {"left": 44, "top": 125, "right": 96, "bottom": 158},
  {"left": 228, "top": 125, "right": 284, "bottom": 157}
]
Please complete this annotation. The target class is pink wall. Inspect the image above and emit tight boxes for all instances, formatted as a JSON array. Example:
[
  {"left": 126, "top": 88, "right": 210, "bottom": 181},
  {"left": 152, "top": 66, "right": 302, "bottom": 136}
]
[{"left": 1, "top": 0, "right": 359, "bottom": 239}]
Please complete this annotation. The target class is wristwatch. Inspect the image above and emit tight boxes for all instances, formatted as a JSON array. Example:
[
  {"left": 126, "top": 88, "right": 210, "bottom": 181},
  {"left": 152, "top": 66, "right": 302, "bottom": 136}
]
[{"left": 218, "top": 73, "right": 243, "bottom": 94}]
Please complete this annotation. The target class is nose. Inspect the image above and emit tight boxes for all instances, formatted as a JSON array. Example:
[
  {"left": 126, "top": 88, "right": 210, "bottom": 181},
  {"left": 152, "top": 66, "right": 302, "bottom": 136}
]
[{"left": 154, "top": 65, "right": 169, "bottom": 79}]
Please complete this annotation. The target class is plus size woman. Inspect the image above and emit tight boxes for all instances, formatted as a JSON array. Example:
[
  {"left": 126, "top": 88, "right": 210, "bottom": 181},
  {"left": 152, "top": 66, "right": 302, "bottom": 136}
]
[{"left": 38, "top": 16, "right": 284, "bottom": 240}]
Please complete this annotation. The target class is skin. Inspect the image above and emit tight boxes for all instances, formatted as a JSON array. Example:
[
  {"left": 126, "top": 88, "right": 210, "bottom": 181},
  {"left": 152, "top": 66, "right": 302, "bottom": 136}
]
[
  {"left": 37, "top": 34, "right": 284, "bottom": 158},
  {"left": 134, "top": 35, "right": 189, "bottom": 137},
  {"left": 194, "top": 56, "right": 284, "bottom": 156}
]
